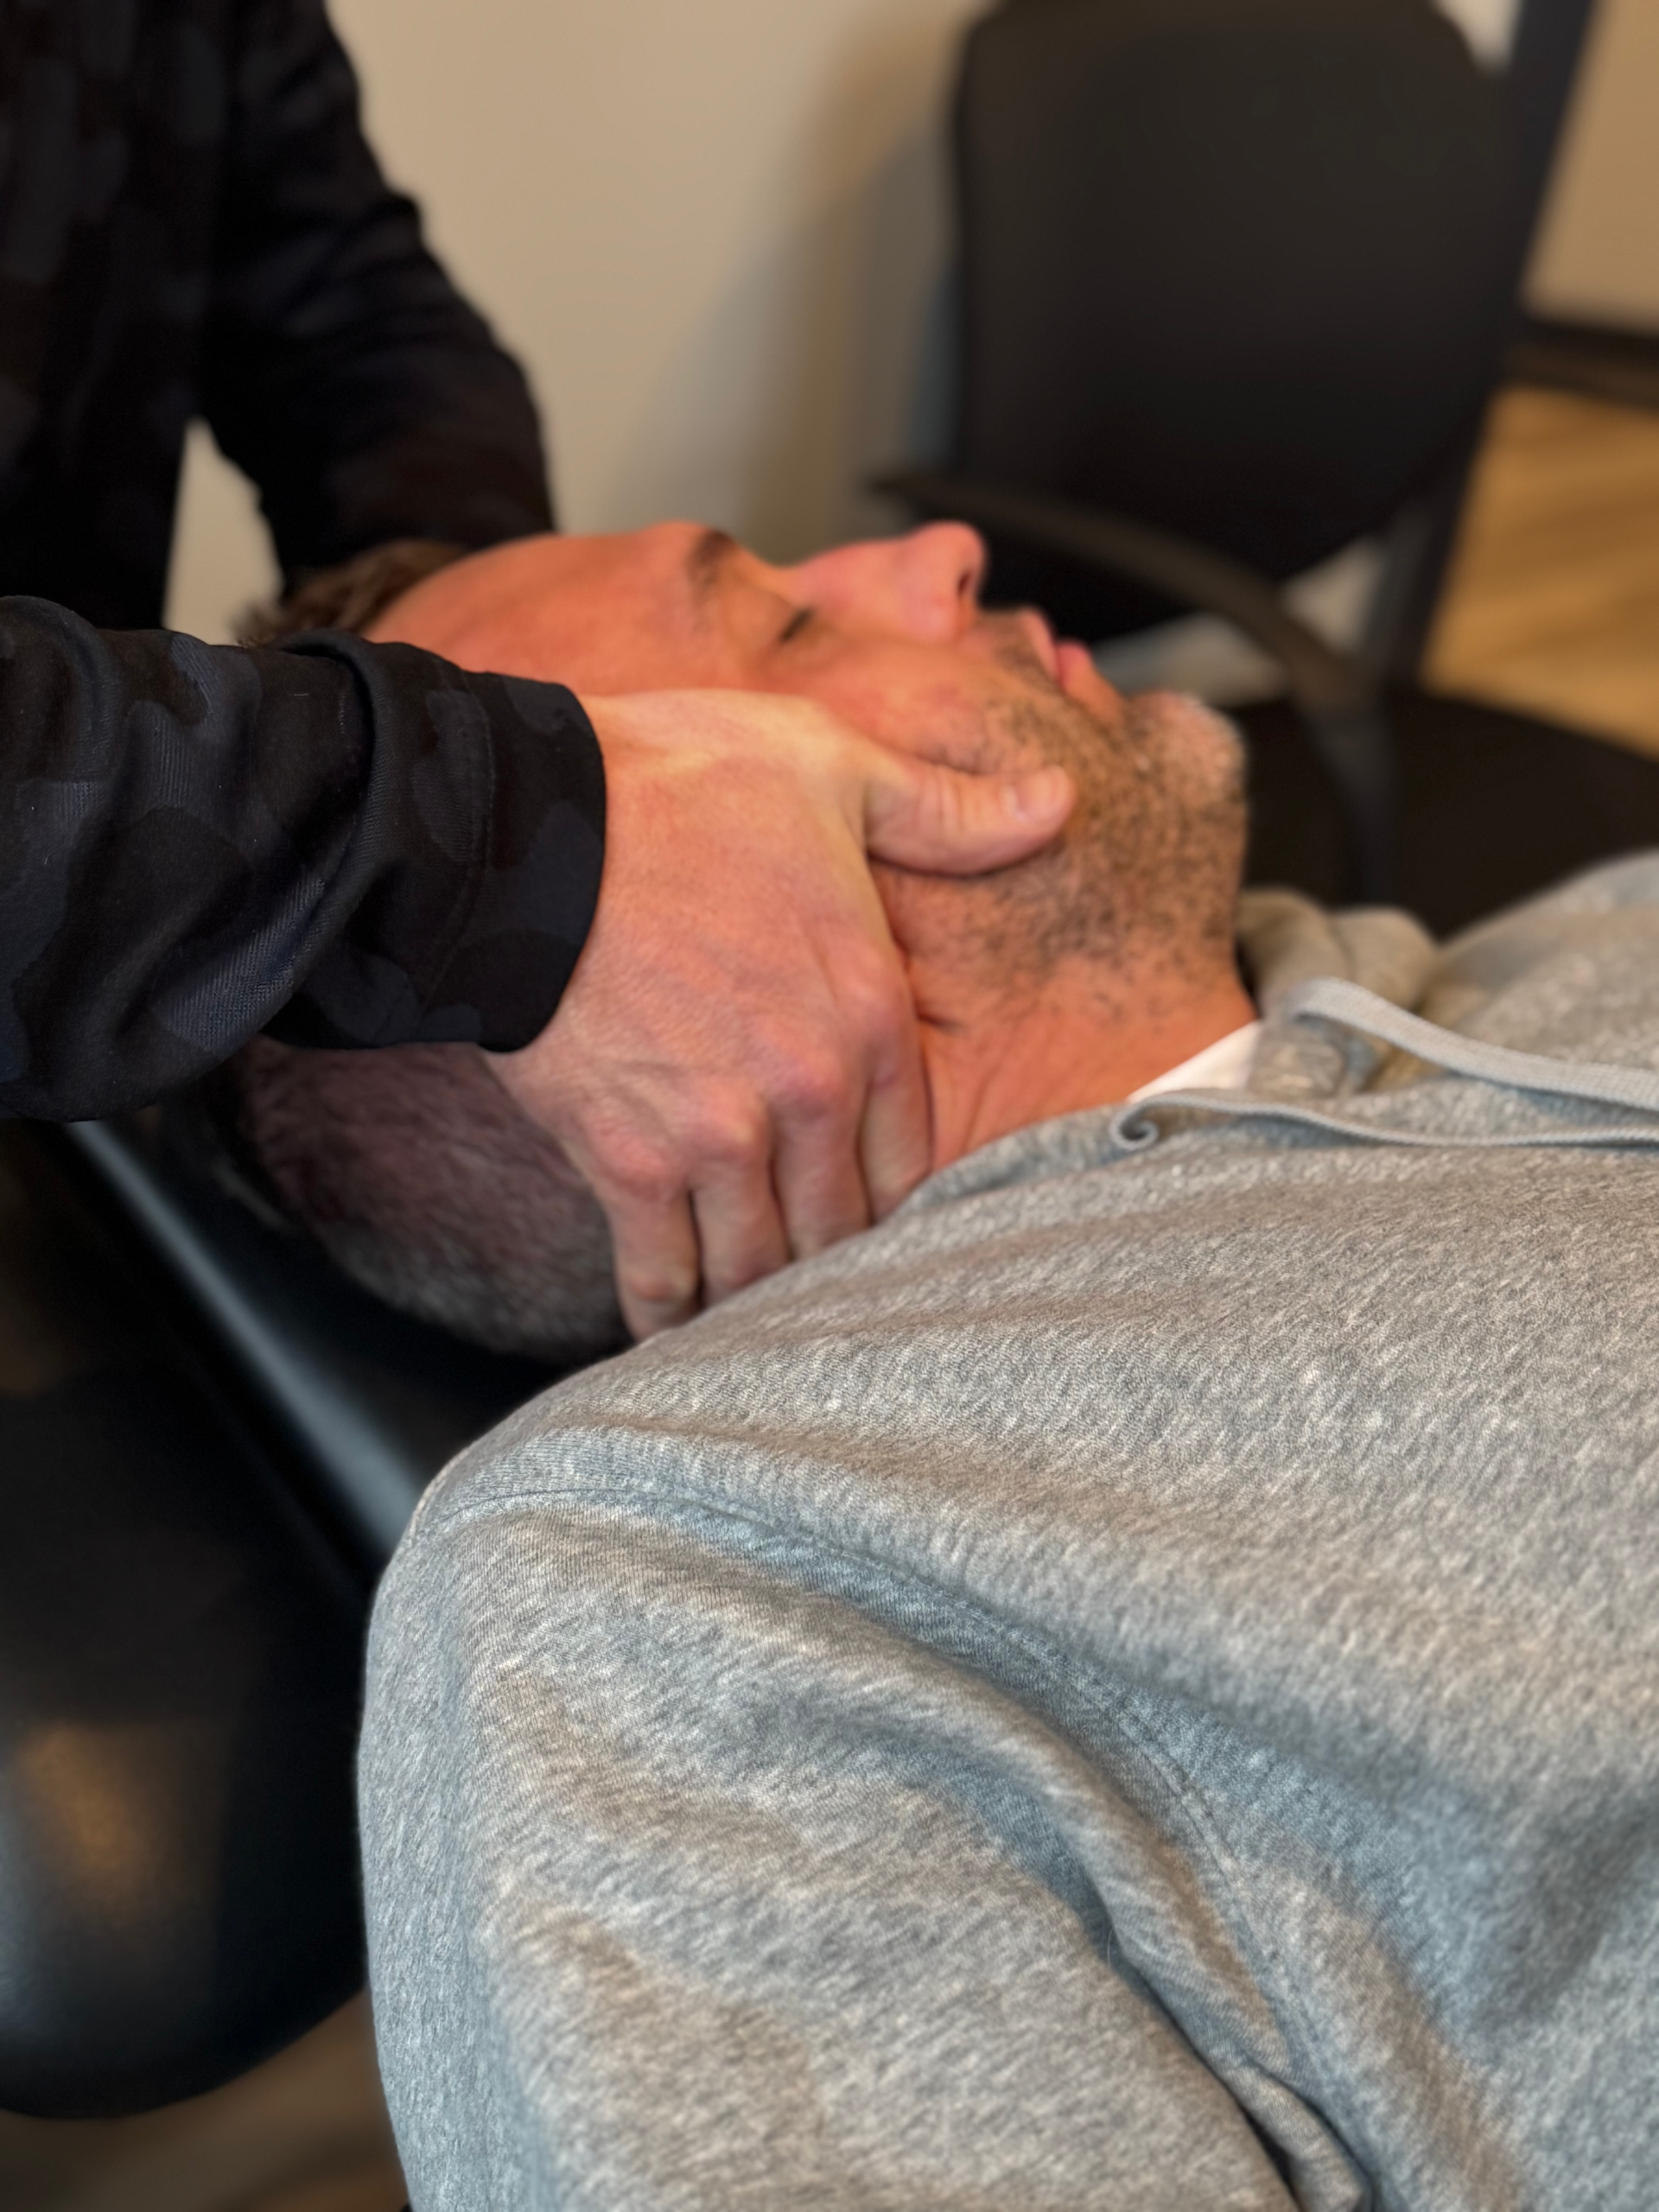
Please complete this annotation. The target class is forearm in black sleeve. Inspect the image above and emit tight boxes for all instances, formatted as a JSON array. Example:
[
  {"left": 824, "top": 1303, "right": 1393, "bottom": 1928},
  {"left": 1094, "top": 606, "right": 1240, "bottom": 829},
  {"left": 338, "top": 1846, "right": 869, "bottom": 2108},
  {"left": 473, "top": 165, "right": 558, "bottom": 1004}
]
[
  {"left": 0, "top": 600, "right": 604, "bottom": 1122},
  {"left": 200, "top": 0, "right": 553, "bottom": 581}
]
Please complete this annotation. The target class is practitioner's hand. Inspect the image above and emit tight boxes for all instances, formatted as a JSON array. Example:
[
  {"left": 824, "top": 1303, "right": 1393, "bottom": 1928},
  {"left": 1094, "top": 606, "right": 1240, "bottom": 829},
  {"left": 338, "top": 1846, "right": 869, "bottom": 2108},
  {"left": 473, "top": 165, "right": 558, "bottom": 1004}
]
[{"left": 488, "top": 690, "right": 1073, "bottom": 1338}]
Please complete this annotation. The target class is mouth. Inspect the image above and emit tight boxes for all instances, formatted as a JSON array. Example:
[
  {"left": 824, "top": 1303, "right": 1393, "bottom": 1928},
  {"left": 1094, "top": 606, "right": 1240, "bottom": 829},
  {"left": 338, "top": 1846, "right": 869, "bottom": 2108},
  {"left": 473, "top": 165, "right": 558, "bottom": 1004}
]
[
  {"left": 1014, "top": 608, "right": 1127, "bottom": 714},
  {"left": 980, "top": 607, "right": 1126, "bottom": 723}
]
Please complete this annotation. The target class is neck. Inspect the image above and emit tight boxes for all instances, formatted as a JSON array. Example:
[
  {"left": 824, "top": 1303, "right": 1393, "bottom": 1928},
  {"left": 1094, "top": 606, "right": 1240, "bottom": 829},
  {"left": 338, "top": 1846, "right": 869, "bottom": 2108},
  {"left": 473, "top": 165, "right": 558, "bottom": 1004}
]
[{"left": 920, "top": 959, "right": 1257, "bottom": 1171}]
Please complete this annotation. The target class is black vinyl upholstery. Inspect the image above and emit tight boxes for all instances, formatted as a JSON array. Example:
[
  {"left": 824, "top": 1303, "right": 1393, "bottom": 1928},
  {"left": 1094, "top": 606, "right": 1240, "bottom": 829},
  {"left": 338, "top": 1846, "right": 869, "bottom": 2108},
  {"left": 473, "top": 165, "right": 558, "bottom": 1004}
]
[
  {"left": 880, "top": 0, "right": 1594, "bottom": 899},
  {"left": 0, "top": 1119, "right": 556, "bottom": 2117},
  {"left": 950, "top": 0, "right": 1520, "bottom": 631},
  {"left": 0, "top": 1125, "right": 365, "bottom": 2114}
]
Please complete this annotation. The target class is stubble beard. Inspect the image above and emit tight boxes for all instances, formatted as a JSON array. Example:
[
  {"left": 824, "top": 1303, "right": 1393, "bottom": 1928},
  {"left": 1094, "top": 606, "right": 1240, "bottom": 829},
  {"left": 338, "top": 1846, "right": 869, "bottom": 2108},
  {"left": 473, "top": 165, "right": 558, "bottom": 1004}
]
[{"left": 881, "top": 651, "right": 1250, "bottom": 1018}]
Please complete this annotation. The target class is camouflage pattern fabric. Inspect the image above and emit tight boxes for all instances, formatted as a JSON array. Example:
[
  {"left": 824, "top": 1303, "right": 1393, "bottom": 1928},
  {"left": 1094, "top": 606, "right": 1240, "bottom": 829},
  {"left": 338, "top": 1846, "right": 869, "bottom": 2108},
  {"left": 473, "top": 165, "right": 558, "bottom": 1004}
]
[
  {"left": 0, "top": 0, "right": 553, "bottom": 623},
  {"left": 0, "top": 3, "right": 611, "bottom": 1121},
  {"left": 0, "top": 601, "right": 605, "bottom": 1119}
]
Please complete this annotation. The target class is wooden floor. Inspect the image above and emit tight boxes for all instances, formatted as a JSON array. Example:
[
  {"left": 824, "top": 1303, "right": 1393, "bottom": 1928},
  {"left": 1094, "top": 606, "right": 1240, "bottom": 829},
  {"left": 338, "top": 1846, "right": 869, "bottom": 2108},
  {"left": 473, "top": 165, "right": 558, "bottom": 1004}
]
[{"left": 1428, "top": 386, "right": 1659, "bottom": 759}]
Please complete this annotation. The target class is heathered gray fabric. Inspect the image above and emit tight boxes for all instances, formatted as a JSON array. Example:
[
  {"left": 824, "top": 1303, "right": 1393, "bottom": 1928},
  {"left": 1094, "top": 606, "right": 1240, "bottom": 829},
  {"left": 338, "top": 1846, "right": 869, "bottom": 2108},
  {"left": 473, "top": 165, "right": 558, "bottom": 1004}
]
[{"left": 362, "top": 855, "right": 1659, "bottom": 2212}]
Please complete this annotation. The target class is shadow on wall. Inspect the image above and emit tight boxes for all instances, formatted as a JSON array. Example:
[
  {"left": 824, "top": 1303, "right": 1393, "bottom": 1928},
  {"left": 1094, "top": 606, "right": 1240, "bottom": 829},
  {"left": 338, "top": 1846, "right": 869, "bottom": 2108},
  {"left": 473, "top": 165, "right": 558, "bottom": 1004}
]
[{"left": 606, "top": 19, "right": 962, "bottom": 563}]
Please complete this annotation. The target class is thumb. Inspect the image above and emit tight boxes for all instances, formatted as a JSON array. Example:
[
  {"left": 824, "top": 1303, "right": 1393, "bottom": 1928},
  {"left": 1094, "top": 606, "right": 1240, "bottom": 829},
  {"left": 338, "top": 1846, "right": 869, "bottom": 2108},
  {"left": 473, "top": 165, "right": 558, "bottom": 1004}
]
[{"left": 861, "top": 750, "right": 1075, "bottom": 874}]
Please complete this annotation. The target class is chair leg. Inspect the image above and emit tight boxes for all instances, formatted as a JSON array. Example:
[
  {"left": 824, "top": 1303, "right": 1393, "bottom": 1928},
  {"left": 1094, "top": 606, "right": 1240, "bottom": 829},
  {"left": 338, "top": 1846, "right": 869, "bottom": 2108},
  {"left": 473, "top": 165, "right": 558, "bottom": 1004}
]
[{"left": 1301, "top": 696, "right": 1398, "bottom": 904}]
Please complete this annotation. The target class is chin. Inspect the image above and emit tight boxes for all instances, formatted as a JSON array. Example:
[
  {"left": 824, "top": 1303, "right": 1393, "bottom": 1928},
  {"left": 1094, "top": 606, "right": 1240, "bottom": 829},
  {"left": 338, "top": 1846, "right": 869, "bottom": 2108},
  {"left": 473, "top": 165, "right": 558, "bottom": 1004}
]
[{"left": 1126, "top": 688, "right": 1247, "bottom": 799}]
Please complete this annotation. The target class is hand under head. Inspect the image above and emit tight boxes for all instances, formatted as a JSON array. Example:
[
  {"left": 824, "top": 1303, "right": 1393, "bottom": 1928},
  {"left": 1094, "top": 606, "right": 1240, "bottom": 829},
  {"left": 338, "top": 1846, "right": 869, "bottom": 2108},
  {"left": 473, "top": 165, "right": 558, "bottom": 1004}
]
[{"left": 374, "top": 524, "right": 1255, "bottom": 1159}]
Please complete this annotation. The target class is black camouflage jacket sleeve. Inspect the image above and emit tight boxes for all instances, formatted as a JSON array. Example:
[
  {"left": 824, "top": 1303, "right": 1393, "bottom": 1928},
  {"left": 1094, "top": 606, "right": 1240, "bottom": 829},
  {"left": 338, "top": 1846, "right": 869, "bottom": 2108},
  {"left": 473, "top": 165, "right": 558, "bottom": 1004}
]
[
  {"left": 199, "top": 0, "right": 554, "bottom": 576},
  {"left": 0, "top": 599, "right": 604, "bottom": 1122}
]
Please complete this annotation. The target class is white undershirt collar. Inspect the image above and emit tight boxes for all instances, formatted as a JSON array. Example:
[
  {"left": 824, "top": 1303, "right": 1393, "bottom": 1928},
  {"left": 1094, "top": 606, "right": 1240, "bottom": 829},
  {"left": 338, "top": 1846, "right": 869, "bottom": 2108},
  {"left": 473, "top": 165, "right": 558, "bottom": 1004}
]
[{"left": 1128, "top": 1020, "right": 1263, "bottom": 1103}]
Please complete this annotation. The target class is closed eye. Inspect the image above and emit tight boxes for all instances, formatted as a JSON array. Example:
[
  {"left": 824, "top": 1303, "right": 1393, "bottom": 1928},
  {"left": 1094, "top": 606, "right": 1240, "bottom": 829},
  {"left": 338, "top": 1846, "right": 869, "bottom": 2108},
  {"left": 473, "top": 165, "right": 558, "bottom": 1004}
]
[{"left": 779, "top": 606, "right": 815, "bottom": 645}]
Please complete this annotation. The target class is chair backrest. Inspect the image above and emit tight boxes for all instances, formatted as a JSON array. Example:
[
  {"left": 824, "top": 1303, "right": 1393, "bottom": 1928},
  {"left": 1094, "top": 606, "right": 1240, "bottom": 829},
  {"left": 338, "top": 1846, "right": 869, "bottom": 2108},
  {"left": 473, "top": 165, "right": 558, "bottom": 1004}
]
[
  {"left": 1503, "top": 0, "right": 1599, "bottom": 250},
  {"left": 954, "top": 0, "right": 1523, "bottom": 585}
]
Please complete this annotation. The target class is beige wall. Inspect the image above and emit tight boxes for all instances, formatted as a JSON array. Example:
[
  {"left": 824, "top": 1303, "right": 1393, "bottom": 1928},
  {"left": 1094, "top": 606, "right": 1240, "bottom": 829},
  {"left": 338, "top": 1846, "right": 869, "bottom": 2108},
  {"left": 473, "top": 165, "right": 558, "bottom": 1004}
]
[
  {"left": 1528, "top": 0, "right": 1659, "bottom": 329},
  {"left": 164, "top": 0, "right": 1656, "bottom": 644},
  {"left": 167, "top": 0, "right": 982, "bottom": 638}
]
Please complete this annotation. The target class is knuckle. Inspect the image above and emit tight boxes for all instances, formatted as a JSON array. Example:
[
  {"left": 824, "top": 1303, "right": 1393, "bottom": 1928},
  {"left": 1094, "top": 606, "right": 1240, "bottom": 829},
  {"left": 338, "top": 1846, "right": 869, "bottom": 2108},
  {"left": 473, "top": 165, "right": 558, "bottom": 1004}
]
[
  {"left": 595, "top": 1138, "right": 681, "bottom": 1211},
  {"left": 845, "top": 963, "right": 908, "bottom": 1052},
  {"left": 773, "top": 1049, "right": 850, "bottom": 1127},
  {"left": 683, "top": 1090, "right": 771, "bottom": 1173}
]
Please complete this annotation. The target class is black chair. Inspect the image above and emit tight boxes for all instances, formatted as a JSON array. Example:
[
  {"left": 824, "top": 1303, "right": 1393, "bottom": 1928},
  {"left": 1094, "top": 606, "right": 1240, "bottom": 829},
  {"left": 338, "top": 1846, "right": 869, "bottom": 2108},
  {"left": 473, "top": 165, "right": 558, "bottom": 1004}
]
[
  {"left": 878, "top": 0, "right": 1611, "bottom": 900},
  {"left": 0, "top": 1112, "right": 561, "bottom": 2116}
]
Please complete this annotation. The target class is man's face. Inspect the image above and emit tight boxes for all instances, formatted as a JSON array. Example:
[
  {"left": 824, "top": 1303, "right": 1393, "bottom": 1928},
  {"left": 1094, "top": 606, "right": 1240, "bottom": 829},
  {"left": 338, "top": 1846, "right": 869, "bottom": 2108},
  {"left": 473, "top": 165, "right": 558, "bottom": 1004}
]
[
  {"left": 376, "top": 521, "right": 1248, "bottom": 1002},
  {"left": 377, "top": 521, "right": 1216, "bottom": 766}
]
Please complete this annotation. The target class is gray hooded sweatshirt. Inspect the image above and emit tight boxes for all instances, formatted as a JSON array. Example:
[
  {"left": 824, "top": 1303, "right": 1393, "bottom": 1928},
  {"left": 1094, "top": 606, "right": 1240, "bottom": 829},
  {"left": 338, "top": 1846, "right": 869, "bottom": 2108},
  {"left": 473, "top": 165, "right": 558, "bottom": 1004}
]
[{"left": 361, "top": 855, "right": 1659, "bottom": 2212}]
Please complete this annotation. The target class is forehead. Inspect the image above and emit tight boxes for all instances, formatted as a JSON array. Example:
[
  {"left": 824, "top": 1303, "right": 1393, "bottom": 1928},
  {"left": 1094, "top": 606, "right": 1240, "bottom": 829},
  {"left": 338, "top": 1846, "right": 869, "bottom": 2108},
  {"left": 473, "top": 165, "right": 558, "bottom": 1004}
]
[
  {"left": 545, "top": 521, "right": 718, "bottom": 616},
  {"left": 504, "top": 523, "right": 735, "bottom": 689}
]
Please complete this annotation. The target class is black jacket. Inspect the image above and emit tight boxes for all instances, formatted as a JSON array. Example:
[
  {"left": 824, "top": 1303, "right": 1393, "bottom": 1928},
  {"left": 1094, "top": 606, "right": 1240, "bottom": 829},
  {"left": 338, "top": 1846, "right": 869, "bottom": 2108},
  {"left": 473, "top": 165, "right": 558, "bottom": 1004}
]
[{"left": 0, "top": 0, "right": 604, "bottom": 1119}]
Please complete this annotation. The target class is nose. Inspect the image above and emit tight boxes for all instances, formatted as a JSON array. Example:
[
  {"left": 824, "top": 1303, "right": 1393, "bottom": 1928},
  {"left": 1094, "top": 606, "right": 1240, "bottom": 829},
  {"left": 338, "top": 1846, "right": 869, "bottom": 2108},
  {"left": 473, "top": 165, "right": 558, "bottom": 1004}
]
[
  {"left": 788, "top": 524, "right": 987, "bottom": 643},
  {"left": 886, "top": 523, "right": 986, "bottom": 639}
]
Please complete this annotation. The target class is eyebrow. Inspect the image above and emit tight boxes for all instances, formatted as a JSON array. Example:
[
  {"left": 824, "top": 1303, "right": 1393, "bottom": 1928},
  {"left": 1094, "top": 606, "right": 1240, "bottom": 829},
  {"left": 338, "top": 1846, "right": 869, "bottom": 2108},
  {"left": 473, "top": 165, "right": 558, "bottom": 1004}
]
[{"left": 687, "top": 527, "right": 739, "bottom": 621}]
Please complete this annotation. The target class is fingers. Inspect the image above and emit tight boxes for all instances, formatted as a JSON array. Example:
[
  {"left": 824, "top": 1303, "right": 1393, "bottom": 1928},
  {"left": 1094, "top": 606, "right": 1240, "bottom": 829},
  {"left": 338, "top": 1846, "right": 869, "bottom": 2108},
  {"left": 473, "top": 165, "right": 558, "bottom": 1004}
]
[
  {"left": 594, "top": 1091, "right": 833, "bottom": 1338},
  {"left": 691, "top": 1154, "right": 791, "bottom": 1308},
  {"left": 616, "top": 1057, "right": 903, "bottom": 1331},
  {"left": 861, "top": 751, "right": 1075, "bottom": 875},
  {"left": 608, "top": 1147, "right": 855, "bottom": 1338},
  {"left": 601, "top": 1184, "right": 703, "bottom": 1341},
  {"left": 599, "top": 1014, "right": 918, "bottom": 1336},
  {"left": 770, "top": 1083, "right": 874, "bottom": 1262},
  {"left": 844, "top": 951, "right": 932, "bottom": 1223}
]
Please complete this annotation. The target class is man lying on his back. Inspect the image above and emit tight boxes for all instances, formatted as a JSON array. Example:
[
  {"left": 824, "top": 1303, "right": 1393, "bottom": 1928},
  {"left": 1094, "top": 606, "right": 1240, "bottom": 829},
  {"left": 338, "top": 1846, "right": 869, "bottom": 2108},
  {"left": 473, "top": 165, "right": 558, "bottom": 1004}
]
[{"left": 283, "top": 521, "right": 1659, "bottom": 2212}]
